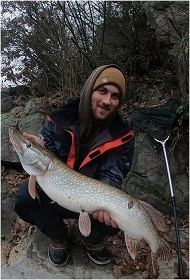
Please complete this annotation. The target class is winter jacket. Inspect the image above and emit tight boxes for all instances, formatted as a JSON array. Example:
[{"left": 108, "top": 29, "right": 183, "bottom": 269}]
[{"left": 40, "top": 97, "right": 134, "bottom": 189}]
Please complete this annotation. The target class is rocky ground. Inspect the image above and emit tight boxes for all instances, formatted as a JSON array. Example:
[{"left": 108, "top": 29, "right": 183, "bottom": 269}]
[{"left": 1, "top": 169, "right": 189, "bottom": 279}]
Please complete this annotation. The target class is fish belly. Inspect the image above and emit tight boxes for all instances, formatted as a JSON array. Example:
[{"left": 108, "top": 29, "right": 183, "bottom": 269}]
[{"left": 36, "top": 166, "right": 157, "bottom": 244}]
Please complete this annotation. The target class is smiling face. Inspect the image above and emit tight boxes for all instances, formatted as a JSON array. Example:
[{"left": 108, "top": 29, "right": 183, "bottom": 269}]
[{"left": 91, "top": 84, "right": 120, "bottom": 121}]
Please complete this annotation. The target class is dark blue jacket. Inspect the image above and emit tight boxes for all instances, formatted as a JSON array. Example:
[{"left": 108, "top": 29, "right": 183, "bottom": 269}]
[{"left": 40, "top": 97, "right": 134, "bottom": 189}]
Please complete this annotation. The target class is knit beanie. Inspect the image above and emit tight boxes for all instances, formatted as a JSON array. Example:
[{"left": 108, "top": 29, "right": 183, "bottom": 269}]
[{"left": 93, "top": 67, "right": 126, "bottom": 101}]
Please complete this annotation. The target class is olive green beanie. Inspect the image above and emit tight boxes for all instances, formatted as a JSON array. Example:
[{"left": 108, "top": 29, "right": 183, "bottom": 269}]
[{"left": 93, "top": 67, "right": 126, "bottom": 100}]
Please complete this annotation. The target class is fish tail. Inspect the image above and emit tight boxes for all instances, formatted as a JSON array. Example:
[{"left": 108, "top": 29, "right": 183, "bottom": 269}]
[
  {"left": 151, "top": 238, "right": 172, "bottom": 275},
  {"left": 151, "top": 237, "right": 173, "bottom": 276},
  {"left": 151, "top": 237, "right": 173, "bottom": 275},
  {"left": 155, "top": 237, "right": 173, "bottom": 261}
]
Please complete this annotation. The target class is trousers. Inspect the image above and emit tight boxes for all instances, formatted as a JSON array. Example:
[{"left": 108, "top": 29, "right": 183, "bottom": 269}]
[{"left": 14, "top": 180, "right": 120, "bottom": 245}]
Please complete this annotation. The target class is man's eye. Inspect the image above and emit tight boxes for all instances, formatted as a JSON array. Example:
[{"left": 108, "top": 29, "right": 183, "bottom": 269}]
[
  {"left": 112, "top": 94, "right": 119, "bottom": 100},
  {"left": 99, "top": 89, "right": 106, "bottom": 93}
]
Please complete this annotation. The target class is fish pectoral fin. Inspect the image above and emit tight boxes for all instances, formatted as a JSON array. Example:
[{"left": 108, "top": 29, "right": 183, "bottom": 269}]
[
  {"left": 124, "top": 234, "right": 139, "bottom": 260},
  {"left": 138, "top": 199, "right": 166, "bottom": 232},
  {"left": 28, "top": 175, "right": 37, "bottom": 199},
  {"left": 78, "top": 210, "right": 91, "bottom": 237}
]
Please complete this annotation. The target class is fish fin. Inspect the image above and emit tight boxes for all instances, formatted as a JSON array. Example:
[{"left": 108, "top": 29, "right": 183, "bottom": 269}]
[
  {"left": 124, "top": 234, "right": 139, "bottom": 260},
  {"left": 78, "top": 211, "right": 91, "bottom": 237},
  {"left": 138, "top": 200, "right": 166, "bottom": 232},
  {"left": 150, "top": 242, "right": 172, "bottom": 277},
  {"left": 155, "top": 239, "right": 173, "bottom": 261},
  {"left": 28, "top": 175, "right": 37, "bottom": 199},
  {"left": 151, "top": 252, "right": 159, "bottom": 277},
  {"left": 150, "top": 237, "right": 172, "bottom": 276}
]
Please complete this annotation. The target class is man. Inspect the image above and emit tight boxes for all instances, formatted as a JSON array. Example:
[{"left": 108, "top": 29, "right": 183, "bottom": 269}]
[{"left": 14, "top": 64, "right": 134, "bottom": 266}]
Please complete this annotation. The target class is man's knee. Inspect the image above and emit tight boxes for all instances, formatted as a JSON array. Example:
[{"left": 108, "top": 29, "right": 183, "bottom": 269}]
[{"left": 14, "top": 179, "right": 38, "bottom": 214}]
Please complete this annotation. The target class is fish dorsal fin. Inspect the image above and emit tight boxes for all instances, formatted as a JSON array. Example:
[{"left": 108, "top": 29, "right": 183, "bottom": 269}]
[
  {"left": 124, "top": 234, "right": 139, "bottom": 260},
  {"left": 138, "top": 200, "right": 166, "bottom": 232},
  {"left": 28, "top": 175, "right": 37, "bottom": 199},
  {"left": 78, "top": 211, "right": 91, "bottom": 237}
]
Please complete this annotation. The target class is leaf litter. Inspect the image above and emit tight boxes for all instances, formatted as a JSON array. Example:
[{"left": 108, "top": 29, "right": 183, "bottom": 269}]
[
  {"left": 106, "top": 214, "right": 189, "bottom": 278},
  {"left": 2, "top": 171, "right": 35, "bottom": 263}
]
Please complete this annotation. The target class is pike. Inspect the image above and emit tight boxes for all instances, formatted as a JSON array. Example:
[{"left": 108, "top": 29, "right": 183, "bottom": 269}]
[{"left": 9, "top": 127, "right": 172, "bottom": 275}]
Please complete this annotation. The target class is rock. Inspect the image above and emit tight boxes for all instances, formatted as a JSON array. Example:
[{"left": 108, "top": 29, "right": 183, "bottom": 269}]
[
  {"left": 1, "top": 180, "right": 13, "bottom": 201},
  {"left": 1, "top": 95, "right": 15, "bottom": 114},
  {"left": 3, "top": 85, "right": 31, "bottom": 97},
  {"left": 122, "top": 133, "right": 189, "bottom": 214},
  {"left": 6, "top": 230, "right": 116, "bottom": 279},
  {"left": 18, "top": 112, "right": 45, "bottom": 137},
  {"left": 1, "top": 197, "right": 15, "bottom": 221},
  {"left": 1, "top": 86, "right": 31, "bottom": 114},
  {"left": 141, "top": 1, "right": 189, "bottom": 98},
  {"left": 24, "top": 97, "right": 45, "bottom": 116},
  {"left": 1, "top": 104, "right": 45, "bottom": 163},
  {"left": 2, "top": 223, "right": 189, "bottom": 279},
  {"left": 1, "top": 107, "right": 24, "bottom": 162}
]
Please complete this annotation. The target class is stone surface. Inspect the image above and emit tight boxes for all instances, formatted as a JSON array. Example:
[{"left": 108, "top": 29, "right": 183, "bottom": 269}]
[{"left": 122, "top": 133, "right": 189, "bottom": 214}]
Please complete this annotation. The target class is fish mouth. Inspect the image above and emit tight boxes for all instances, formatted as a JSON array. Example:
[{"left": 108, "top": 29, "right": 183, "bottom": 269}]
[{"left": 9, "top": 127, "right": 24, "bottom": 154}]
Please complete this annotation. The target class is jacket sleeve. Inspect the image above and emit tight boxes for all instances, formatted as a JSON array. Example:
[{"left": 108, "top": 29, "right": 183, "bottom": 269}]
[
  {"left": 39, "top": 116, "right": 57, "bottom": 154},
  {"left": 39, "top": 115, "right": 73, "bottom": 163},
  {"left": 94, "top": 139, "right": 135, "bottom": 189}
]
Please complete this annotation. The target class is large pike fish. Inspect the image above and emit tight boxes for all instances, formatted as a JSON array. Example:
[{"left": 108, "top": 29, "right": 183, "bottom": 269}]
[{"left": 9, "top": 127, "right": 172, "bottom": 275}]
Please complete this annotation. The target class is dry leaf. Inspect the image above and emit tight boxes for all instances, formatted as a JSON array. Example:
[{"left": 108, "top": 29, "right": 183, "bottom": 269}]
[
  {"left": 163, "top": 233, "right": 174, "bottom": 243},
  {"left": 3, "top": 246, "right": 12, "bottom": 261},
  {"left": 142, "top": 271, "right": 149, "bottom": 278},
  {"left": 113, "top": 265, "right": 122, "bottom": 278}
]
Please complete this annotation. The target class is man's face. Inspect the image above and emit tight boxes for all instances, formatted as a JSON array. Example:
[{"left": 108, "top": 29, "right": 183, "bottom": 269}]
[{"left": 91, "top": 84, "right": 120, "bottom": 121}]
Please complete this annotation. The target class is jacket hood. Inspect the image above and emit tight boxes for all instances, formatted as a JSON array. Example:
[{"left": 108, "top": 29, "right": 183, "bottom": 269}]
[{"left": 78, "top": 64, "right": 126, "bottom": 142}]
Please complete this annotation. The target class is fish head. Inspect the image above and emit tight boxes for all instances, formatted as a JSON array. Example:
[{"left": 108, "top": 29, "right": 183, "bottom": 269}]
[{"left": 9, "top": 127, "right": 51, "bottom": 176}]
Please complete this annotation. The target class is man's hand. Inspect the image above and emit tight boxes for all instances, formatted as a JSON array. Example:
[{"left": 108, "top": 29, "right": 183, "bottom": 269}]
[
  {"left": 23, "top": 133, "right": 44, "bottom": 146},
  {"left": 92, "top": 210, "right": 118, "bottom": 228}
]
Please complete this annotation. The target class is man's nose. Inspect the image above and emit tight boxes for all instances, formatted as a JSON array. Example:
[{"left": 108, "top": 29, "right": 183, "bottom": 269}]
[{"left": 102, "top": 94, "right": 111, "bottom": 105}]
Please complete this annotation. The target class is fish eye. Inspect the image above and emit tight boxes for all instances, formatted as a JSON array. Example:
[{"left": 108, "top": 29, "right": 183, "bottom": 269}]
[{"left": 26, "top": 142, "right": 32, "bottom": 148}]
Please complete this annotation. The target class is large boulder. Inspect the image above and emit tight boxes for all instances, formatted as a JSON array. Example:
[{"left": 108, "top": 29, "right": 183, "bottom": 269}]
[
  {"left": 1, "top": 107, "right": 25, "bottom": 163},
  {"left": 141, "top": 1, "right": 189, "bottom": 102},
  {"left": 1, "top": 86, "right": 31, "bottom": 114},
  {"left": 1, "top": 99, "right": 45, "bottom": 163},
  {"left": 122, "top": 133, "right": 189, "bottom": 214}
]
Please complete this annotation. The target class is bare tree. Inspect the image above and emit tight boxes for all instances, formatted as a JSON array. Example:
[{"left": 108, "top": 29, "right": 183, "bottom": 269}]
[{"left": 1, "top": 1, "right": 188, "bottom": 106}]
